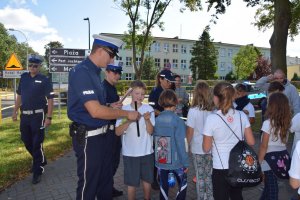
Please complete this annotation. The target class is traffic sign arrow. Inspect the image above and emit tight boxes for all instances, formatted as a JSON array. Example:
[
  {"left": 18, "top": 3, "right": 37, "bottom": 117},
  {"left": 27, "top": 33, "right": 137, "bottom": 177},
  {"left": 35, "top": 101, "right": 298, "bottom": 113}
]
[
  {"left": 51, "top": 49, "right": 58, "bottom": 55},
  {"left": 51, "top": 66, "right": 57, "bottom": 72},
  {"left": 49, "top": 56, "right": 84, "bottom": 65},
  {"left": 49, "top": 65, "right": 74, "bottom": 73}
]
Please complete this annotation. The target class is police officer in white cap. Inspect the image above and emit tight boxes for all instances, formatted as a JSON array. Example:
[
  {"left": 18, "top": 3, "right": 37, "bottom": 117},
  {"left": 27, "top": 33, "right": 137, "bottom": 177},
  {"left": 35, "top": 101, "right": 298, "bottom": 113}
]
[{"left": 68, "top": 34, "right": 140, "bottom": 200}]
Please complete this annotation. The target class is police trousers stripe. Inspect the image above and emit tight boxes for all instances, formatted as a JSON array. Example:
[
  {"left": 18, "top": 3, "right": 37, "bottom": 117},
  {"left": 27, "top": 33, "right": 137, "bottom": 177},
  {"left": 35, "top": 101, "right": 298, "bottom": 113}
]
[
  {"left": 81, "top": 139, "right": 88, "bottom": 200},
  {"left": 176, "top": 183, "right": 187, "bottom": 197},
  {"left": 40, "top": 111, "right": 45, "bottom": 169},
  {"left": 160, "top": 186, "right": 168, "bottom": 200}
]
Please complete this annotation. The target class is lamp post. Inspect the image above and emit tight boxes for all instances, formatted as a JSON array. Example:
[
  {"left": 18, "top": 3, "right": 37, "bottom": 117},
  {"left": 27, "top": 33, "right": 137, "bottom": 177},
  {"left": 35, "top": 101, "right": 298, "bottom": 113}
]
[
  {"left": 8, "top": 28, "right": 29, "bottom": 70},
  {"left": 83, "top": 17, "right": 90, "bottom": 49}
]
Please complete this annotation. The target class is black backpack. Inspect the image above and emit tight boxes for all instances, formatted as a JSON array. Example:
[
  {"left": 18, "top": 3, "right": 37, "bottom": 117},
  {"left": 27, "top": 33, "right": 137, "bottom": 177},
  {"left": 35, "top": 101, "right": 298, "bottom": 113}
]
[{"left": 214, "top": 112, "right": 262, "bottom": 187}]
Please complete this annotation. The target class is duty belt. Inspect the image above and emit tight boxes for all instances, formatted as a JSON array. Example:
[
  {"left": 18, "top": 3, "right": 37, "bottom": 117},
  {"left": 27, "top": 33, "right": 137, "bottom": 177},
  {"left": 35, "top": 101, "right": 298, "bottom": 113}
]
[
  {"left": 22, "top": 109, "right": 44, "bottom": 115},
  {"left": 86, "top": 124, "right": 115, "bottom": 137}
]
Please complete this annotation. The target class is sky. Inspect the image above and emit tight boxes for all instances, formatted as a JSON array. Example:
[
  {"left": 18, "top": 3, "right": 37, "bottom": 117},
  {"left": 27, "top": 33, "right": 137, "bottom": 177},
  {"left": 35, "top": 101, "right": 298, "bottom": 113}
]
[{"left": 0, "top": 0, "right": 300, "bottom": 57}]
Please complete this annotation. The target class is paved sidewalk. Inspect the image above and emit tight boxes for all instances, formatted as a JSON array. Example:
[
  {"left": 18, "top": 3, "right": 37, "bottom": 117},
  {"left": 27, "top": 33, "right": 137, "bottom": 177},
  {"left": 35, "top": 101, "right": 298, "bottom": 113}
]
[{"left": 0, "top": 134, "right": 296, "bottom": 200}]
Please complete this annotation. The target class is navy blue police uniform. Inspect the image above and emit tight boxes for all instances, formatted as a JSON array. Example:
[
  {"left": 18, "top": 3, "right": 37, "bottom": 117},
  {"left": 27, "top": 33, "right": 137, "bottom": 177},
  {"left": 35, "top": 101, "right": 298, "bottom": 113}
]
[
  {"left": 101, "top": 64, "right": 123, "bottom": 196},
  {"left": 67, "top": 35, "right": 123, "bottom": 200},
  {"left": 17, "top": 57, "right": 54, "bottom": 178}
]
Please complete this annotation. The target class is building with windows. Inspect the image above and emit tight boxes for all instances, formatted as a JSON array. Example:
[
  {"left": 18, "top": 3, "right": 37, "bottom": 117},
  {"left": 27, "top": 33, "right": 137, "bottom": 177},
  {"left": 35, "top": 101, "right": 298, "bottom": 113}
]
[{"left": 103, "top": 33, "right": 271, "bottom": 82}]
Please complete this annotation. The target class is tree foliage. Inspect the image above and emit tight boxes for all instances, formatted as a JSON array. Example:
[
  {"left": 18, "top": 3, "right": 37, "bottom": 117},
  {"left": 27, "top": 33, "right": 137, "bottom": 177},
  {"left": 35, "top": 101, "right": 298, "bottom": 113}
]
[
  {"left": 250, "top": 56, "right": 271, "bottom": 80},
  {"left": 141, "top": 56, "right": 159, "bottom": 80},
  {"left": 115, "top": 0, "right": 174, "bottom": 79},
  {"left": 190, "top": 26, "right": 217, "bottom": 80},
  {"left": 0, "top": 23, "right": 35, "bottom": 69},
  {"left": 233, "top": 45, "right": 261, "bottom": 80},
  {"left": 186, "top": 0, "right": 300, "bottom": 75}
]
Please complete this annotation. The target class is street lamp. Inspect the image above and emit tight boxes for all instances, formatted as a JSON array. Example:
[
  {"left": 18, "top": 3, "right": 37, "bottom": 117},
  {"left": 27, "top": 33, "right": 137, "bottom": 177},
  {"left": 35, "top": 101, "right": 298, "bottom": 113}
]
[
  {"left": 83, "top": 17, "right": 90, "bottom": 49},
  {"left": 8, "top": 28, "right": 29, "bottom": 70}
]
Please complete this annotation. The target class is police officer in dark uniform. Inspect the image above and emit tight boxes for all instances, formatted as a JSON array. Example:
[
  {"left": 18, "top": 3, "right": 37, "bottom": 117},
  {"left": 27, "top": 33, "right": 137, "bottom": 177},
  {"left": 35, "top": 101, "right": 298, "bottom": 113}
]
[
  {"left": 68, "top": 34, "right": 139, "bottom": 200},
  {"left": 101, "top": 62, "right": 124, "bottom": 197},
  {"left": 12, "top": 55, "right": 54, "bottom": 184},
  {"left": 148, "top": 69, "right": 175, "bottom": 190}
]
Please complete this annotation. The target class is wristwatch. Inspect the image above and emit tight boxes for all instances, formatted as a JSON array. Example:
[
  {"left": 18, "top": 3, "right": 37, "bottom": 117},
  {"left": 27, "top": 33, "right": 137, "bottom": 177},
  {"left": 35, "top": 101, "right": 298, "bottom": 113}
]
[{"left": 47, "top": 116, "right": 52, "bottom": 120}]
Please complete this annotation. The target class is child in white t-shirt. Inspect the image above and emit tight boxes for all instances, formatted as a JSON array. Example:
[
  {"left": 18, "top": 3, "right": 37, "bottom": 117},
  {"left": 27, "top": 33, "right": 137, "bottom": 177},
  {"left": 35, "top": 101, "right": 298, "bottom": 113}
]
[
  {"left": 115, "top": 80, "right": 155, "bottom": 200},
  {"left": 203, "top": 82, "right": 255, "bottom": 200},
  {"left": 291, "top": 113, "right": 300, "bottom": 154},
  {"left": 258, "top": 92, "right": 292, "bottom": 200},
  {"left": 186, "top": 80, "right": 214, "bottom": 200},
  {"left": 234, "top": 83, "right": 255, "bottom": 124}
]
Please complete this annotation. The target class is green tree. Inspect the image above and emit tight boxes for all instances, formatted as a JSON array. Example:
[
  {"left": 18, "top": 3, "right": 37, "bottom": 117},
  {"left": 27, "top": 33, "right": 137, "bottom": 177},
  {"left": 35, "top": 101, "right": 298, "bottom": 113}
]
[
  {"left": 141, "top": 56, "right": 159, "bottom": 81},
  {"left": 44, "top": 41, "right": 64, "bottom": 69},
  {"left": 190, "top": 26, "right": 217, "bottom": 80},
  {"left": 186, "top": 0, "right": 300, "bottom": 75},
  {"left": 115, "top": 0, "right": 174, "bottom": 79},
  {"left": 233, "top": 45, "right": 261, "bottom": 80},
  {"left": 225, "top": 71, "right": 236, "bottom": 81}
]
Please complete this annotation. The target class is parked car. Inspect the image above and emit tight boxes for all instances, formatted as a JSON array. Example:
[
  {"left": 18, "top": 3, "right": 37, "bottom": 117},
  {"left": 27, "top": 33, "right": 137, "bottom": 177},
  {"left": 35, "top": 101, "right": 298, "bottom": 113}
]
[{"left": 232, "top": 82, "right": 266, "bottom": 109}]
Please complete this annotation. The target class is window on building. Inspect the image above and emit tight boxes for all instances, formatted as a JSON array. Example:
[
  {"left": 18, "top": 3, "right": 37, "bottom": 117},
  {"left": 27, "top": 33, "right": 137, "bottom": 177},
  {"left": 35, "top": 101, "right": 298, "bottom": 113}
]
[
  {"left": 116, "top": 56, "right": 122, "bottom": 61},
  {"left": 154, "top": 42, "right": 160, "bottom": 52},
  {"left": 125, "top": 73, "right": 133, "bottom": 80},
  {"left": 181, "top": 59, "right": 187, "bottom": 69},
  {"left": 172, "top": 59, "right": 178, "bottom": 68},
  {"left": 136, "top": 57, "right": 141, "bottom": 66},
  {"left": 227, "top": 63, "right": 232, "bottom": 71},
  {"left": 220, "top": 62, "right": 225, "bottom": 71},
  {"left": 181, "top": 44, "right": 187, "bottom": 54},
  {"left": 126, "top": 57, "right": 132, "bottom": 67},
  {"left": 164, "top": 59, "right": 170, "bottom": 68},
  {"left": 164, "top": 43, "right": 169, "bottom": 53},
  {"left": 228, "top": 49, "right": 233, "bottom": 57},
  {"left": 155, "top": 58, "right": 160, "bottom": 68},
  {"left": 173, "top": 44, "right": 178, "bottom": 53},
  {"left": 219, "top": 48, "right": 226, "bottom": 57}
]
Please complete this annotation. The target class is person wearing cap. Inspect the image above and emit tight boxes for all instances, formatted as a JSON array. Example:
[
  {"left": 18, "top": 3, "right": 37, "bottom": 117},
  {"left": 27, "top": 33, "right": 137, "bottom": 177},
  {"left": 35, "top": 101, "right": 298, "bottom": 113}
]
[
  {"left": 148, "top": 68, "right": 175, "bottom": 190},
  {"left": 101, "top": 62, "right": 123, "bottom": 197},
  {"left": 12, "top": 55, "right": 54, "bottom": 184},
  {"left": 67, "top": 34, "right": 140, "bottom": 200}
]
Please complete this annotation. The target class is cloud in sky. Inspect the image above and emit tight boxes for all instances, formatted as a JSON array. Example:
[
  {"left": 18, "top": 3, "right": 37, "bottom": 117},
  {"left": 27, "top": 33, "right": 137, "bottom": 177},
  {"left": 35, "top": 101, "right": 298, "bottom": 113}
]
[{"left": 0, "top": 6, "right": 63, "bottom": 54}]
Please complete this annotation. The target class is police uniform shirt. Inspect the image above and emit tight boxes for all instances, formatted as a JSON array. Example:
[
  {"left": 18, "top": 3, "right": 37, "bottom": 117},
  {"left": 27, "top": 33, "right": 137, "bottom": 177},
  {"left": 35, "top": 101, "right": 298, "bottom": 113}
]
[
  {"left": 67, "top": 57, "right": 108, "bottom": 129},
  {"left": 17, "top": 72, "right": 54, "bottom": 110},
  {"left": 102, "top": 79, "right": 119, "bottom": 124},
  {"left": 148, "top": 85, "right": 164, "bottom": 113}
]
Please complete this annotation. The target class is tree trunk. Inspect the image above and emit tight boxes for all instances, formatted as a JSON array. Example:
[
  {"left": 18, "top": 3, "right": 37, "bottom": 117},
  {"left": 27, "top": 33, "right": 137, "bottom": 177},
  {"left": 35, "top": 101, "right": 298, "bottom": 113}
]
[{"left": 269, "top": 0, "right": 292, "bottom": 75}]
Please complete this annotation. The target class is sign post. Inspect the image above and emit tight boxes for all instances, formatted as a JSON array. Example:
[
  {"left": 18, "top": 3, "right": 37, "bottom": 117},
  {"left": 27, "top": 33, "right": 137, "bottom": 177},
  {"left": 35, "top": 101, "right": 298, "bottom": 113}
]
[
  {"left": 49, "top": 48, "right": 90, "bottom": 118},
  {"left": 4, "top": 53, "right": 25, "bottom": 104}
]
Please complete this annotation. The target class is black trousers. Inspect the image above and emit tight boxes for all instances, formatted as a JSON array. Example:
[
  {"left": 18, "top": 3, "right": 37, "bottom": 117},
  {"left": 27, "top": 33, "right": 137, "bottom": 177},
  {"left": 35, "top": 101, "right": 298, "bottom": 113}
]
[
  {"left": 112, "top": 133, "right": 122, "bottom": 181},
  {"left": 20, "top": 113, "right": 46, "bottom": 175},
  {"left": 73, "top": 129, "right": 114, "bottom": 200},
  {"left": 212, "top": 169, "right": 243, "bottom": 200}
]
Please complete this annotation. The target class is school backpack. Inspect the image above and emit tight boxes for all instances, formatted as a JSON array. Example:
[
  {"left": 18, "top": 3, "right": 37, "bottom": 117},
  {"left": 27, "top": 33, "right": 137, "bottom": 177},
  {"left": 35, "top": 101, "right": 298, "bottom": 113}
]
[{"left": 214, "top": 112, "right": 262, "bottom": 187}]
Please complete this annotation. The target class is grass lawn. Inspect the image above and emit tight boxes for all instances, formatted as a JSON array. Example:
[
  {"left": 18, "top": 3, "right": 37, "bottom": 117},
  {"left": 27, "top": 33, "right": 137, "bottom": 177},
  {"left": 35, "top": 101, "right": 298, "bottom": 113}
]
[{"left": 0, "top": 107, "right": 72, "bottom": 191}]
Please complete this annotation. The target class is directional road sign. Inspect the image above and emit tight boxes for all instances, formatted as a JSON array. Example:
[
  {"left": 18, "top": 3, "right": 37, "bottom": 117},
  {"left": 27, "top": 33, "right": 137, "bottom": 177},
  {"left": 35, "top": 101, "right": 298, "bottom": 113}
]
[
  {"left": 49, "top": 48, "right": 90, "bottom": 73},
  {"left": 50, "top": 65, "right": 74, "bottom": 73},
  {"left": 50, "top": 48, "right": 86, "bottom": 56},
  {"left": 49, "top": 57, "right": 84, "bottom": 65}
]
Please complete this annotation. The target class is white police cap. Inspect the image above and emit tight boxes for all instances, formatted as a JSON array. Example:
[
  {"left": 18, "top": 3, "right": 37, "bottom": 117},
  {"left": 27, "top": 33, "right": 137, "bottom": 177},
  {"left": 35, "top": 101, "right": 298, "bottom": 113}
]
[{"left": 92, "top": 34, "right": 124, "bottom": 56}]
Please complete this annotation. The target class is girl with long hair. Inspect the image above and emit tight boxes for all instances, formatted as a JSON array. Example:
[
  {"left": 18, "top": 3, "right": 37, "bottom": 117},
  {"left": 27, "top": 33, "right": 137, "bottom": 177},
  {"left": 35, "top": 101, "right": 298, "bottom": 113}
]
[{"left": 203, "top": 81, "right": 255, "bottom": 200}]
